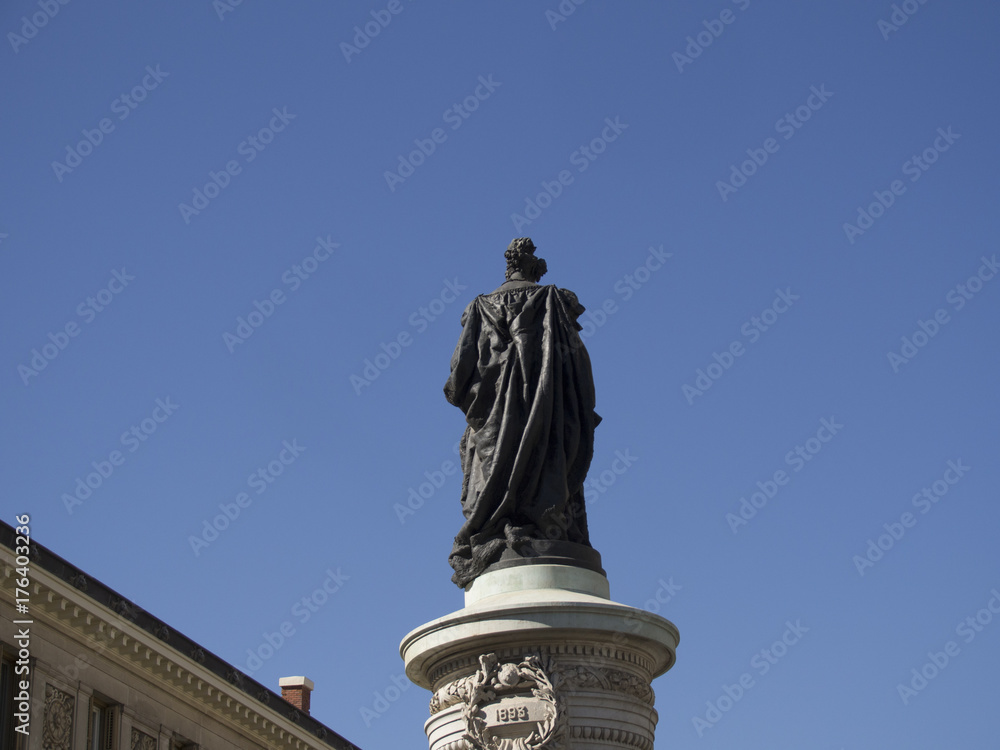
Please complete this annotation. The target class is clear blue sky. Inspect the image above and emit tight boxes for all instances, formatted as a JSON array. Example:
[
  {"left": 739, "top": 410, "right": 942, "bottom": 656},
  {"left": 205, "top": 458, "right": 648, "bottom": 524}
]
[{"left": 2, "top": 1, "right": 998, "bottom": 748}]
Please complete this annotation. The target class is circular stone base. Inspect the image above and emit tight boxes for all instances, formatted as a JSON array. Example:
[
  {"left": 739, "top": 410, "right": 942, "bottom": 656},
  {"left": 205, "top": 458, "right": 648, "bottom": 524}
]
[
  {"left": 465, "top": 563, "right": 610, "bottom": 606},
  {"left": 401, "top": 568, "right": 678, "bottom": 750}
]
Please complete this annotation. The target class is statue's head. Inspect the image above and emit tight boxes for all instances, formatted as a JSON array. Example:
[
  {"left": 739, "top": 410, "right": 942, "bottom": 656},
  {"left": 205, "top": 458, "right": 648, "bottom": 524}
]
[{"left": 505, "top": 238, "right": 548, "bottom": 282}]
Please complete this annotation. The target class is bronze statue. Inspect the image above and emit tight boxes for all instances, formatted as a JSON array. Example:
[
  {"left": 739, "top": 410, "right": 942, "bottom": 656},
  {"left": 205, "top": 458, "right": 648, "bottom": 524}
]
[{"left": 444, "top": 239, "right": 602, "bottom": 588}]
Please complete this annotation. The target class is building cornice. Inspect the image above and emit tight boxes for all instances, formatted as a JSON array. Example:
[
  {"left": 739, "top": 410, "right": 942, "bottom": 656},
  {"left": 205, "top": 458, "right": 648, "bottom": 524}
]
[{"left": 0, "top": 521, "right": 362, "bottom": 750}]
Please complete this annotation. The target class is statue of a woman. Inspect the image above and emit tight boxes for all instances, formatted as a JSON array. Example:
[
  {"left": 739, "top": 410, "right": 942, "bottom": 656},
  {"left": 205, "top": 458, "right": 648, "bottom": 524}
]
[{"left": 444, "top": 239, "right": 602, "bottom": 588}]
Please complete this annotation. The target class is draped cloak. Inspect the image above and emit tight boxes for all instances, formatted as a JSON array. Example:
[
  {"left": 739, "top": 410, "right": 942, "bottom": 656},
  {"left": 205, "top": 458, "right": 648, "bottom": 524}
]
[{"left": 444, "top": 283, "right": 601, "bottom": 588}]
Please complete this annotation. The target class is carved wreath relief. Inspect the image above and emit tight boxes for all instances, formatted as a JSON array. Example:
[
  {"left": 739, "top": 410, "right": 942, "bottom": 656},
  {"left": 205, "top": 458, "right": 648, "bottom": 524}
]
[
  {"left": 42, "top": 684, "right": 74, "bottom": 750},
  {"left": 131, "top": 729, "right": 157, "bottom": 750},
  {"left": 456, "top": 653, "right": 564, "bottom": 750}
]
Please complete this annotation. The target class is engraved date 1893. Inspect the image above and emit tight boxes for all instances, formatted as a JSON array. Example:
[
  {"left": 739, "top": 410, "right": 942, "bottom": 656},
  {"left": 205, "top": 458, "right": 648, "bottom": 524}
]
[{"left": 496, "top": 705, "right": 530, "bottom": 723}]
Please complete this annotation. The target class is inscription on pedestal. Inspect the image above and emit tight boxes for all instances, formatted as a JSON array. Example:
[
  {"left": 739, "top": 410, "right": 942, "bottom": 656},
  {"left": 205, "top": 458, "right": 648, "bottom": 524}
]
[
  {"left": 480, "top": 695, "right": 549, "bottom": 742},
  {"left": 462, "top": 654, "right": 563, "bottom": 750},
  {"left": 489, "top": 697, "right": 542, "bottom": 724}
]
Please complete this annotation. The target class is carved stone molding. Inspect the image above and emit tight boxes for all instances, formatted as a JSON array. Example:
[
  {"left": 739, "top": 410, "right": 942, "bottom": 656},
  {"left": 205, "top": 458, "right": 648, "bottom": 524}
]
[
  {"left": 550, "top": 664, "right": 654, "bottom": 705},
  {"left": 226, "top": 669, "right": 246, "bottom": 688},
  {"left": 42, "top": 684, "right": 74, "bottom": 750},
  {"left": 430, "top": 674, "right": 476, "bottom": 714},
  {"left": 130, "top": 728, "right": 157, "bottom": 750},
  {"left": 432, "top": 661, "right": 653, "bottom": 714},
  {"left": 567, "top": 725, "right": 653, "bottom": 750},
  {"left": 0, "top": 549, "right": 354, "bottom": 750},
  {"left": 111, "top": 597, "right": 139, "bottom": 621},
  {"left": 430, "top": 642, "right": 653, "bottom": 687}
]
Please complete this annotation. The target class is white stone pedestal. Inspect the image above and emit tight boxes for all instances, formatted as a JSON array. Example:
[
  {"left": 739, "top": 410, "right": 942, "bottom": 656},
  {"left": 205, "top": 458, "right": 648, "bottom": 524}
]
[{"left": 401, "top": 565, "right": 679, "bottom": 750}]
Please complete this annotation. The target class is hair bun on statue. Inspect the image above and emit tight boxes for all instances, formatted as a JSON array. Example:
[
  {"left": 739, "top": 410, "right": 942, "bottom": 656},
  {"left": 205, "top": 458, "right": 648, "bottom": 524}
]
[{"left": 505, "top": 238, "right": 547, "bottom": 282}]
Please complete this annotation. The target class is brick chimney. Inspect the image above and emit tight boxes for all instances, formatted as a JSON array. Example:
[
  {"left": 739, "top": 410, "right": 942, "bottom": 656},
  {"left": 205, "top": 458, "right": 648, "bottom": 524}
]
[{"left": 279, "top": 676, "right": 314, "bottom": 715}]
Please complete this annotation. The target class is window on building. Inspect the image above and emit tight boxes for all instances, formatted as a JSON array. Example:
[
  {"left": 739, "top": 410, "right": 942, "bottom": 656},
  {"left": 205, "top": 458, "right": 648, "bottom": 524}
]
[
  {"left": 87, "top": 696, "right": 118, "bottom": 750},
  {"left": 0, "top": 645, "right": 26, "bottom": 750},
  {"left": 1, "top": 648, "right": 17, "bottom": 750}
]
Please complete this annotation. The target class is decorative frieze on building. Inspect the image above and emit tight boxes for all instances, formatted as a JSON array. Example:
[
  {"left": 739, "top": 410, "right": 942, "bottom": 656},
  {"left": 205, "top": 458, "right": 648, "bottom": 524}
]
[
  {"left": 130, "top": 728, "right": 157, "bottom": 750},
  {"left": 431, "top": 654, "right": 654, "bottom": 715},
  {"left": 42, "top": 684, "right": 74, "bottom": 750}
]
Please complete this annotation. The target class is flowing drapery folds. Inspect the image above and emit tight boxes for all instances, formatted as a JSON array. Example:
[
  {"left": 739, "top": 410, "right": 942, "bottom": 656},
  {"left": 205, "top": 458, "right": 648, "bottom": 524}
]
[{"left": 444, "top": 283, "right": 601, "bottom": 588}]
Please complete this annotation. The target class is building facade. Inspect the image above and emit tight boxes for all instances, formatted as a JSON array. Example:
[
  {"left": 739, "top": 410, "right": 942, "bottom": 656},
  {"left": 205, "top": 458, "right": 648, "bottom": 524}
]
[{"left": 0, "top": 521, "right": 362, "bottom": 750}]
